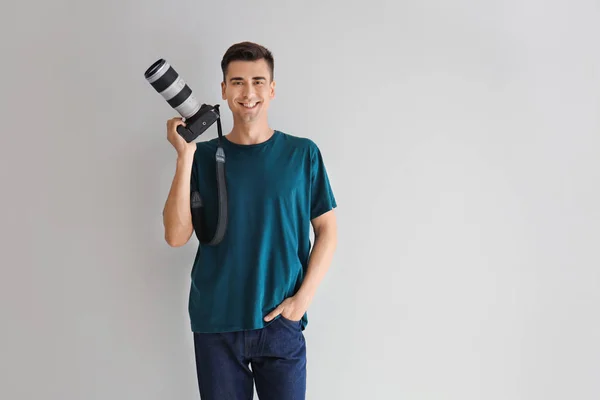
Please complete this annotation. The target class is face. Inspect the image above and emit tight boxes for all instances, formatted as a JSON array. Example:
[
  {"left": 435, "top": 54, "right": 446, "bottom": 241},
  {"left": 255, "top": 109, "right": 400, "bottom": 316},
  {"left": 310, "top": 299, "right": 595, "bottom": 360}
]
[{"left": 221, "top": 59, "right": 275, "bottom": 123}]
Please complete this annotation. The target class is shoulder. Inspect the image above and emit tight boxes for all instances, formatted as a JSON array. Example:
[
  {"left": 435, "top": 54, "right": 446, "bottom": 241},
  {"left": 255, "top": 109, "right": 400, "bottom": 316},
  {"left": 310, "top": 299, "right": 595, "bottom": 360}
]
[
  {"left": 192, "top": 137, "right": 219, "bottom": 162},
  {"left": 195, "top": 137, "right": 220, "bottom": 152},
  {"left": 276, "top": 130, "right": 320, "bottom": 155}
]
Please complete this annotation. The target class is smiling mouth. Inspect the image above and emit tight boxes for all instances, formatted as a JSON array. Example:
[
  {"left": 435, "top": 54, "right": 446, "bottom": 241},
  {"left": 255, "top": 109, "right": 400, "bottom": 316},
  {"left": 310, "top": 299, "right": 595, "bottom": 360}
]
[{"left": 239, "top": 101, "right": 260, "bottom": 109}]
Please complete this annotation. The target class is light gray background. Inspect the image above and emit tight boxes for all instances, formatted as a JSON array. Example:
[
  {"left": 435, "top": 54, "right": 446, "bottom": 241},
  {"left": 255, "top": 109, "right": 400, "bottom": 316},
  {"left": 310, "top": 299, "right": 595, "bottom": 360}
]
[{"left": 1, "top": 0, "right": 599, "bottom": 399}]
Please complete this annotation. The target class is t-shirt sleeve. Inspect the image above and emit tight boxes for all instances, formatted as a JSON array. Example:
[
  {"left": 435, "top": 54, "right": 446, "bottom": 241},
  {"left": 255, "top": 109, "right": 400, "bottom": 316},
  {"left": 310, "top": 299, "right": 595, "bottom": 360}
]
[{"left": 309, "top": 141, "right": 337, "bottom": 220}]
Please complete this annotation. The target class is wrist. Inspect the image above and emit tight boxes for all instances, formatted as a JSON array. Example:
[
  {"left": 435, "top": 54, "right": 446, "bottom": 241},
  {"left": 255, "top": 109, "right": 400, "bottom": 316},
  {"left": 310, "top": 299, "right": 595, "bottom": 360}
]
[
  {"left": 294, "top": 288, "right": 315, "bottom": 307},
  {"left": 177, "top": 151, "right": 195, "bottom": 164}
]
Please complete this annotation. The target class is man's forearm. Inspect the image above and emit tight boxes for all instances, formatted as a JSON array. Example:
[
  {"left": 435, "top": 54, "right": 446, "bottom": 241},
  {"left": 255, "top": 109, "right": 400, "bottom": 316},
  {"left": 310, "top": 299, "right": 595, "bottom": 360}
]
[
  {"left": 296, "top": 222, "right": 337, "bottom": 305},
  {"left": 163, "top": 153, "right": 195, "bottom": 247}
]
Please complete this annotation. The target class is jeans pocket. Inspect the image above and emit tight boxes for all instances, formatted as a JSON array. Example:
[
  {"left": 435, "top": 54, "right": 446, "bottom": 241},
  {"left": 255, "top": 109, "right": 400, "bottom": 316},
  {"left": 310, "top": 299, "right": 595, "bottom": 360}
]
[{"left": 279, "top": 315, "right": 301, "bottom": 328}]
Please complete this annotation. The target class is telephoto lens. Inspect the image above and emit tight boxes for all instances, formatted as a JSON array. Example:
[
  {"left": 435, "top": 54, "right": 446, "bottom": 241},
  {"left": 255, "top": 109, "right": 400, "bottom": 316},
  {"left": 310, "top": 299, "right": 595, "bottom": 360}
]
[{"left": 144, "top": 59, "right": 201, "bottom": 121}]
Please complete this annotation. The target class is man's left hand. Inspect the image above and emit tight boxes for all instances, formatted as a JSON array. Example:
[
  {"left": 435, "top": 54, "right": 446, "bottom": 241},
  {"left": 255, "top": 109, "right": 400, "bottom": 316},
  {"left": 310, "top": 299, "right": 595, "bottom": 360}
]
[{"left": 264, "top": 294, "right": 311, "bottom": 322}]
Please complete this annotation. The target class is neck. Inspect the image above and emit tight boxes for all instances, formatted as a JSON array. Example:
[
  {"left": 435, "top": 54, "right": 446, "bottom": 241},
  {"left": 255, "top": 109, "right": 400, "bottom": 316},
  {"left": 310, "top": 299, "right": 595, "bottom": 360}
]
[{"left": 226, "top": 117, "right": 274, "bottom": 145}]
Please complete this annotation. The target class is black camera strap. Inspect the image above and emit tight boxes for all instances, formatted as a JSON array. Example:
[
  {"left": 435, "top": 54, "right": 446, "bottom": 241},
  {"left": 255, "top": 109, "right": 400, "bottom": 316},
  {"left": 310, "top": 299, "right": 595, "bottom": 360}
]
[
  {"left": 190, "top": 104, "right": 228, "bottom": 246},
  {"left": 211, "top": 107, "right": 228, "bottom": 245}
]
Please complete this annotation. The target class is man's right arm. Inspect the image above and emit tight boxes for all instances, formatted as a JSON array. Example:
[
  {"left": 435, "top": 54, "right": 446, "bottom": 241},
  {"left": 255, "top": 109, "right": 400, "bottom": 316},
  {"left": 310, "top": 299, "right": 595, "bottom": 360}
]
[
  {"left": 163, "top": 152, "right": 195, "bottom": 247},
  {"left": 162, "top": 116, "right": 198, "bottom": 247}
]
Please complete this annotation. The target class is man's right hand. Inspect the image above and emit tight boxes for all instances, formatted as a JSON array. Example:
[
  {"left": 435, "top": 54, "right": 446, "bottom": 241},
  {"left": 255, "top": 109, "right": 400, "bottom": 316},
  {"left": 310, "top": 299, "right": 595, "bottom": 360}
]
[{"left": 167, "top": 117, "right": 197, "bottom": 157}]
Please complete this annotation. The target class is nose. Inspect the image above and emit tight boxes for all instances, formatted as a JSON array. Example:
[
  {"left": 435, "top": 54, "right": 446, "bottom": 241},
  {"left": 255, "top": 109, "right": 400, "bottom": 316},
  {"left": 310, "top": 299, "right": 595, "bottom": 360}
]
[{"left": 242, "top": 83, "right": 255, "bottom": 98}]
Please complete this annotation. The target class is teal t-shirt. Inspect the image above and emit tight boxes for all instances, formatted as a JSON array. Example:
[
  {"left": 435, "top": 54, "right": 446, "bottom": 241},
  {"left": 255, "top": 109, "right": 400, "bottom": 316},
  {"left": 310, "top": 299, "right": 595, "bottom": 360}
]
[{"left": 188, "top": 130, "right": 336, "bottom": 333}]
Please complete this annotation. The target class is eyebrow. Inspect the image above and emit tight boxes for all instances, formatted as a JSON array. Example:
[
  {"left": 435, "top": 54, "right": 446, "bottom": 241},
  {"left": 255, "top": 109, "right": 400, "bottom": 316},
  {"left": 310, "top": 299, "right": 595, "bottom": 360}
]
[{"left": 229, "top": 76, "right": 267, "bottom": 82}]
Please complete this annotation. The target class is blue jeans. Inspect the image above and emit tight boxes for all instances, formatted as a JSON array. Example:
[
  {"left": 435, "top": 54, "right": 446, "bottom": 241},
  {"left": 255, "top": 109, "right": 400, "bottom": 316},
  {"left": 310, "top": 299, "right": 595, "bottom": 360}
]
[{"left": 193, "top": 316, "right": 307, "bottom": 400}]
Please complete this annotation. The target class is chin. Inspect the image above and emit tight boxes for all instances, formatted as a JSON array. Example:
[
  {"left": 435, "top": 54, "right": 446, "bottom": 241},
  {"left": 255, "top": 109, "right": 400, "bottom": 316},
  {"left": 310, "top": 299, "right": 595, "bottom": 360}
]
[{"left": 240, "top": 114, "right": 260, "bottom": 123}]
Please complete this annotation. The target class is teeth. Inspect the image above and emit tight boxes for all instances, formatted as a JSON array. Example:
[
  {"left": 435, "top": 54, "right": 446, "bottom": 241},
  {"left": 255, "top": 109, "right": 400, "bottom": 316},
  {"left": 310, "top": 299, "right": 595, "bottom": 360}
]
[{"left": 243, "top": 102, "right": 257, "bottom": 108}]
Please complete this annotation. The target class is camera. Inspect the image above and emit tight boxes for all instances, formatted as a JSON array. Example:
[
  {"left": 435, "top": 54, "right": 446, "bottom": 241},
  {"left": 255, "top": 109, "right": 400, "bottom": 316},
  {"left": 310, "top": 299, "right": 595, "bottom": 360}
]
[{"left": 144, "top": 58, "right": 220, "bottom": 142}]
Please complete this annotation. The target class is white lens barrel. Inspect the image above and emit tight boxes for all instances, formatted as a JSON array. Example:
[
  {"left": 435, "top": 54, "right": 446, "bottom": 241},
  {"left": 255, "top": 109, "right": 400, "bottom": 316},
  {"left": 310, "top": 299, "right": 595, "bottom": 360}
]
[
  {"left": 144, "top": 59, "right": 201, "bottom": 120},
  {"left": 175, "top": 94, "right": 201, "bottom": 118}
]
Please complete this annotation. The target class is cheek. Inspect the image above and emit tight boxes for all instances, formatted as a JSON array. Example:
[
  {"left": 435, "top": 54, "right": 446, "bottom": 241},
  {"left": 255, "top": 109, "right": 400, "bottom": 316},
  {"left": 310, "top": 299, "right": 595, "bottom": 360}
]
[
  {"left": 225, "top": 91, "right": 238, "bottom": 102},
  {"left": 260, "top": 87, "right": 273, "bottom": 98}
]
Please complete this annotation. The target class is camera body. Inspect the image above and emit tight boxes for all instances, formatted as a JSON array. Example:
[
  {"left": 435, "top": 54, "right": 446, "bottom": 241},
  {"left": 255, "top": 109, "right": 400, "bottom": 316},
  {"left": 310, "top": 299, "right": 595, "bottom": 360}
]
[{"left": 177, "top": 103, "right": 221, "bottom": 142}]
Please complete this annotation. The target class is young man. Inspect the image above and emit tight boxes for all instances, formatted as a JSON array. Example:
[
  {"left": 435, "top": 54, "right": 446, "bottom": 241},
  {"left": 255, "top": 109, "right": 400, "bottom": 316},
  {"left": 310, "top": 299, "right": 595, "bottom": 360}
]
[{"left": 162, "top": 41, "right": 337, "bottom": 400}]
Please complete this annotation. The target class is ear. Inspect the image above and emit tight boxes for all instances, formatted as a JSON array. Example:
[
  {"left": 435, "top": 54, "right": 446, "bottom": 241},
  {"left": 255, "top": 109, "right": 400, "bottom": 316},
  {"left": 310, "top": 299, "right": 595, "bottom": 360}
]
[
  {"left": 270, "top": 80, "right": 276, "bottom": 99},
  {"left": 221, "top": 81, "right": 226, "bottom": 100}
]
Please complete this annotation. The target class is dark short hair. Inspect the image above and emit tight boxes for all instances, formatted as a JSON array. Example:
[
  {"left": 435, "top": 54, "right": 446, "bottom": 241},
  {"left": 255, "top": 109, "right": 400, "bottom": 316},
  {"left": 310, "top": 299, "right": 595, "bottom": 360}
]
[{"left": 221, "top": 41, "right": 274, "bottom": 82}]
